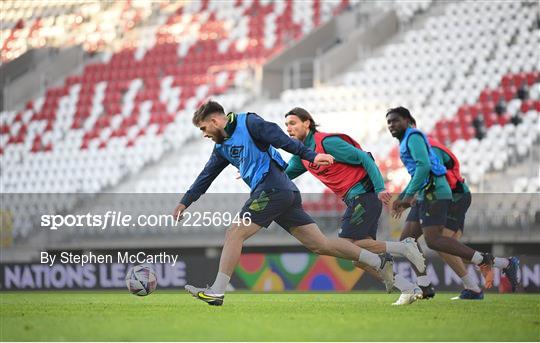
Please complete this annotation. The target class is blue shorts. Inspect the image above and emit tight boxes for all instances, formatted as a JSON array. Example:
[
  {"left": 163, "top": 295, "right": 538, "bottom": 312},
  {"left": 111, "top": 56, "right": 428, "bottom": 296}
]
[
  {"left": 406, "top": 193, "right": 471, "bottom": 232},
  {"left": 339, "top": 192, "right": 382, "bottom": 240},
  {"left": 406, "top": 202, "right": 421, "bottom": 223},
  {"left": 240, "top": 188, "right": 314, "bottom": 231},
  {"left": 419, "top": 198, "right": 450, "bottom": 228},
  {"left": 446, "top": 192, "right": 471, "bottom": 232},
  {"left": 416, "top": 198, "right": 451, "bottom": 228}
]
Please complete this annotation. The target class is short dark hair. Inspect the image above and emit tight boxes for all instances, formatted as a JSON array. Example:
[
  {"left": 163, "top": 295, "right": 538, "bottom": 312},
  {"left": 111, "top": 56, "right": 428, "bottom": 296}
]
[
  {"left": 193, "top": 100, "right": 225, "bottom": 125},
  {"left": 285, "top": 107, "right": 318, "bottom": 131},
  {"left": 386, "top": 106, "right": 416, "bottom": 126}
]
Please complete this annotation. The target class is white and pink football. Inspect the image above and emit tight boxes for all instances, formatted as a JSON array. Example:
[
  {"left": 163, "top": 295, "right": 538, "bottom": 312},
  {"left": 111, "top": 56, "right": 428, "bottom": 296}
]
[{"left": 125, "top": 265, "right": 157, "bottom": 296}]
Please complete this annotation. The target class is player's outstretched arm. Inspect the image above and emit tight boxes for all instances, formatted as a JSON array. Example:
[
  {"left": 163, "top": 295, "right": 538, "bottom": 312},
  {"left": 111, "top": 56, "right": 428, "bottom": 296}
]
[
  {"left": 174, "top": 148, "right": 229, "bottom": 217},
  {"left": 285, "top": 155, "right": 308, "bottom": 180},
  {"left": 246, "top": 114, "right": 329, "bottom": 164}
]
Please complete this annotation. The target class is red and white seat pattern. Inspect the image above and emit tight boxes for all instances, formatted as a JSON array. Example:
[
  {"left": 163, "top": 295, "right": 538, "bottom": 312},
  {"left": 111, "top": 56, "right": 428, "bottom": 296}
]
[
  {"left": 1, "top": 0, "right": 351, "bottom": 197},
  {"left": 3, "top": 1, "right": 538, "bottom": 240},
  {"left": 130, "top": 1, "right": 539, "bottom": 200},
  {"left": 2, "top": 1, "right": 355, "bottom": 241},
  {"left": 1, "top": 0, "right": 162, "bottom": 64},
  {"left": 265, "top": 1, "right": 539, "bottom": 193}
]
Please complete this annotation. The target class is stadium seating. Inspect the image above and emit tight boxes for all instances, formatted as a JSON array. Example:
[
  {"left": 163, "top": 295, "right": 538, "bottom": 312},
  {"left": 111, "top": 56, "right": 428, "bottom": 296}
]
[
  {"left": 1, "top": 0, "right": 352, "bottom": 190},
  {"left": 129, "top": 1, "right": 538, "bottom": 203},
  {"left": 2, "top": 0, "right": 538, "bottom": 242},
  {"left": 372, "top": 0, "right": 432, "bottom": 24},
  {"left": 272, "top": 1, "right": 539, "bottom": 192},
  {"left": 0, "top": 0, "right": 163, "bottom": 63},
  {"left": 1, "top": 0, "right": 356, "bottom": 240},
  {"left": 513, "top": 174, "right": 540, "bottom": 193}
]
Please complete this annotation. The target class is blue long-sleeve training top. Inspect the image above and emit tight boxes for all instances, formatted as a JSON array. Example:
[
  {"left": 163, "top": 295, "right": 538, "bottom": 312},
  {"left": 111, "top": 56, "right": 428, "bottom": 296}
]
[{"left": 180, "top": 113, "right": 318, "bottom": 207}]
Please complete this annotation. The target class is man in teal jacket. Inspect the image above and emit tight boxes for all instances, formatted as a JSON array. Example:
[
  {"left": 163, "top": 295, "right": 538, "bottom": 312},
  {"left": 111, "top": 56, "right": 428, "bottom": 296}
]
[
  {"left": 387, "top": 106, "right": 520, "bottom": 300},
  {"left": 284, "top": 107, "right": 426, "bottom": 305}
]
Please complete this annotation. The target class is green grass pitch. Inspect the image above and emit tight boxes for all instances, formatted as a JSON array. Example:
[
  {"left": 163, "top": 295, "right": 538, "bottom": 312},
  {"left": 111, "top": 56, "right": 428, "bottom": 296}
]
[{"left": 1, "top": 291, "right": 539, "bottom": 341}]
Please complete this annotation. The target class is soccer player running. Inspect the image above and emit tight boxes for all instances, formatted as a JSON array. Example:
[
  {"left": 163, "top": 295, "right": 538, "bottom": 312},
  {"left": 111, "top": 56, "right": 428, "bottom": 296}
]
[
  {"left": 394, "top": 117, "right": 520, "bottom": 299},
  {"left": 174, "top": 100, "right": 394, "bottom": 306},
  {"left": 386, "top": 106, "right": 520, "bottom": 300},
  {"left": 284, "top": 107, "right": 426, "bottom": 305}
]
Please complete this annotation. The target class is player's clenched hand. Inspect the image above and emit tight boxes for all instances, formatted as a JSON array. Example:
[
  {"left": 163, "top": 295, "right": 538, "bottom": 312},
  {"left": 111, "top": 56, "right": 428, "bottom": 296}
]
[
  {"left": 391, "top": 206, "right": 406, "bottom": 219},
  {"left": 377, "top": 191, "right": 392, "bottom": 206},
  {"left": 392, "top": 197, "right": 414, "bottom": 211},
  {"left": 391, "top": 200, "right": 408, "bottom": 219},
  {"left": 313, "top": 153, "right": 334, "bottom": 166},
  {"left": 173, "top": 203, "right": 187, "bottom": 223},
  {"left": 391, "top": 197, "right": 414, "bottom": 219}
]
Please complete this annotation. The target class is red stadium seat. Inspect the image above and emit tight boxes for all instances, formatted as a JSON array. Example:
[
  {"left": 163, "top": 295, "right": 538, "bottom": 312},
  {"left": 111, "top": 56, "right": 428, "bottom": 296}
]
[
  {"left": 480, "top": 102, "right": 493, "bottom": 116},
  {"left": 483, "top": 112, "right": 497, "bottom": 127},
  {"left": 492, "top": 88, "right": 504, "bottom": 102},
  {"left": 497, "top": 114, "right": 510, "bottom": 126},
  {"left": 503, "top": 86, "right": 516, "bottom": 102},
  {"left": 520, "top": 99, "right": 534, "bottom": 113},
  {"left": 513, "top": 73, "right": 527, "bottom": 88},
  {"left": 479, "top": 89, "right": 492, "bottom": 103},
  {"left": 501, "top": 74, "right": 513, "bottom": 88},
  {"left": 462, "top": 126, "right": 475, "bottom": 140},
  {"left": 534, "top": 100, "right": 540, "bottom": 112}
]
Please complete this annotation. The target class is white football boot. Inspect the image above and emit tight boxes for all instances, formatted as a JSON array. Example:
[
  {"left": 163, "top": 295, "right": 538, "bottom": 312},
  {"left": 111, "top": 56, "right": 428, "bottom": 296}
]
[
  {"left": 401, "top": 237, "right": 426, "bottom": 273},
  {"left": 392, "top": 286, "right": 423, "bottom": 306}
]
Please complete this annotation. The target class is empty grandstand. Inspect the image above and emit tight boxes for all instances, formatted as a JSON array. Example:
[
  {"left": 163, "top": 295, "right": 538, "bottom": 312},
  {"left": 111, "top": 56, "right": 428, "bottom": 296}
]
[{"left": 1, "top": 0, "right": 538, "bottom": 267}]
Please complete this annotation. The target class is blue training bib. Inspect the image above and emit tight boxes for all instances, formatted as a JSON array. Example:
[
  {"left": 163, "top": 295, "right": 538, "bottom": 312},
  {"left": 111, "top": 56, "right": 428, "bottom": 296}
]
[{"left": 215, "top": 113, "right": 287, "bottom": 190}]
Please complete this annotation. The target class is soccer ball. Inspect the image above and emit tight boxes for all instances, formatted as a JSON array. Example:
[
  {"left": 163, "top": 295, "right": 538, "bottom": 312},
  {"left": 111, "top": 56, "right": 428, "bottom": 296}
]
[{"left": 125, "top": 265, "right": 157, "bottom": 296}]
